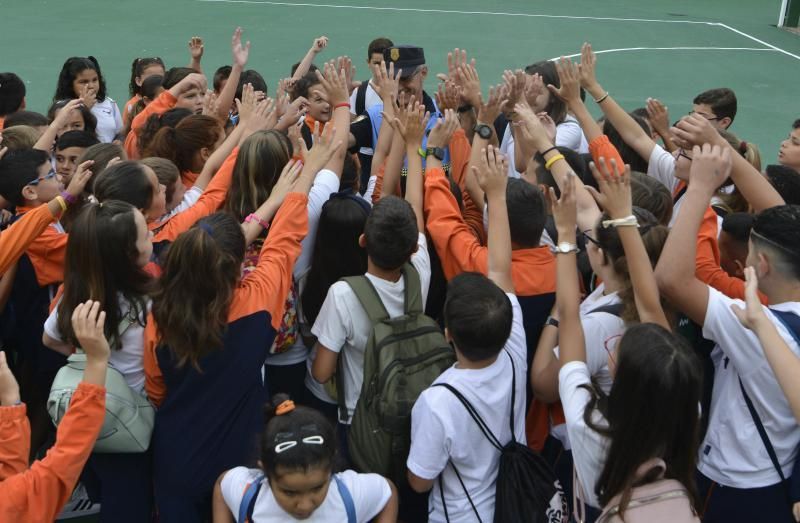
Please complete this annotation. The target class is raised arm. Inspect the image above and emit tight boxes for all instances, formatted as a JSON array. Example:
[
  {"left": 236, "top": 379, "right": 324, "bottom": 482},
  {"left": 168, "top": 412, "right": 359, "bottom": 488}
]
[
  {"left": 671, "top": 114, "right": 784, "bottom": 212},
  {"left": 587, "top": 159, "right": 669, "bottom": 329},
  {"left": 655, "top": 144, "right": 732, "bottom": 324},
  {"left": 646, "top": 98, "right": 678, "bottom": 153},
  {"left": 578, "top": 43, "right": 656, "bottom": 163},
  {"left": 389, "top": 100, "right": 430, "bottom": 231},
  {"left": 34, "top": 99, "right": 84, "bottom": 152},
  {"left": 549, "top": 174, "right": 586, "bottom": 365},
  {"left": 188, "top": 36, "right": 204, "bottom": 73},
  {"left": 732, "top": 267, "right": 800, "bottom": 424},
  {"left": 314, "top": 59, "right": 352, "bottom": 176},
  {"left": 291, "top": 36, "right": 328, "bottom": 82},
  {"left": 214, "top": 27, "right": 250, "bottom": 122},
  {"left": 548, "top": 56, "right": 602, "bottom": 143},
  {"left": 475, "top": 146, "right": 514, "bottom": 293}
]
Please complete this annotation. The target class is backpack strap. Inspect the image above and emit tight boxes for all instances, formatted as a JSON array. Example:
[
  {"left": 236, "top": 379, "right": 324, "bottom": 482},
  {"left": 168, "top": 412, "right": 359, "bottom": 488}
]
[
  {"left": 238, "top": 473, "right": 264, "bottom": 523},
  {"left": 342, "top": 275, "right": 390, "bottom": 325},
  {"left": 438, "top": 461, "right": 484, "bottom": 523},
  {"left": 433, "top": 383, "right": 503, "bottom": 450},
  {"left": 401, "top": 263, "right": 423, "bottom": 316},
  {"left": 587, "top": 303, "right": 624, "bottom": 317},
  {"left": 333, "top": 475, "right": 357, "bottom": 523},
  {"left": 506, "top": 351, "right": 518, "bottom": 439},
  {"left": 355, "top": 81, "right": 369, "bottom": 115}
]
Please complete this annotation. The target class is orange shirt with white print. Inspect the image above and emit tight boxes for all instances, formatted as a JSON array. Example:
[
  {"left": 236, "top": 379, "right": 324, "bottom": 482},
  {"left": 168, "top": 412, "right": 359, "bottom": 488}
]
[
  {"left": 143, "top": 192, "right": 309, "bottom": 406},
  {"left": 0, "top": 382, "right": 105, "bottom": 521},
  {"left": 124, "top": 91, "right": 178, "bottom": 159}
]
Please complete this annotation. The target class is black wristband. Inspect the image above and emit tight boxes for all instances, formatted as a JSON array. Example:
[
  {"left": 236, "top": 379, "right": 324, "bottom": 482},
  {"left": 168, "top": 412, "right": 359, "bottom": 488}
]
[{"left": 540, "top": 146, "right": 559, "bottom": 157}]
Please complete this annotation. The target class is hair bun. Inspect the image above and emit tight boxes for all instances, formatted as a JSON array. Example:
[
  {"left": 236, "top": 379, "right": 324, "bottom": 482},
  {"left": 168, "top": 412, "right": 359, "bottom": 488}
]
[{"left": 263, "top": 393, "right": 292, "bottom": 423}]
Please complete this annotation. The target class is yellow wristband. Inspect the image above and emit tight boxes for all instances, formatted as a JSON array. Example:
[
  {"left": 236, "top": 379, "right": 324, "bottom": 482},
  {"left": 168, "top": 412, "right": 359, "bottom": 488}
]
[
  {"left": 544, "top": 154, "right": 566, "bottom": 170},
  {"left": 54, "top": 196, "right": 67, "bottom": 212}
]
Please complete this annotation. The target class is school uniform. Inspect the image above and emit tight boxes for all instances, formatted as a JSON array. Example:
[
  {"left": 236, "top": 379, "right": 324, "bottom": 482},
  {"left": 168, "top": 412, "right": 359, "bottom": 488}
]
[
  {"left": 221, "top": 468, "right": 391, "bottom": 522},
  {"left": 91, "top": 98, "right": 123, "bottom": 143},
  {"left": 144, "top": 193, "right": 308, "bottom": 521},
  {"left": 696, "top": 287, "right": 800, "bottom": 522},
  {"left": 265, "top": 168, "right": 341, "bottom": 401},
  {"left": 407, "top": 292, "right": 527, "bottom": 522},
  {"left": 0, "top": 203, "right": 57, "bottom": 275},
  {"left": 124, "top": 90, "right": 177, "bottom": 159},
  {"left": 310, "top": 233, "right": 432, "bottom": 425},
  {"left": 43, "top": 295, "right": 154, "bottom": 522},
  {"left": 423, "top": 166, "right": 556, "bottom": 406}
]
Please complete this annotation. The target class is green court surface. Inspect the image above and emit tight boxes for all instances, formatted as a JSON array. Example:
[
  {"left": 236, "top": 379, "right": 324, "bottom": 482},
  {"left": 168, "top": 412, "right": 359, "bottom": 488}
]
[{"left": 2, "top": 0, "right": 799, "bottom": 163}]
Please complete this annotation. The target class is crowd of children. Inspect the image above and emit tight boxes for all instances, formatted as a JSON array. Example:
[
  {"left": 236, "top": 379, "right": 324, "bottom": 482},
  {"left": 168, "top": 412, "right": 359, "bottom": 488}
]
[{"left": 1, "top": 25, "right": 800, "bottom": 523}]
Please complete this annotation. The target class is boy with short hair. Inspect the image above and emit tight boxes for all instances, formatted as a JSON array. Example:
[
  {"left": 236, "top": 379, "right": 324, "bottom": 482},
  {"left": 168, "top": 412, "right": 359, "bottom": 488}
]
[
  {"left": 692, "top": 87, "right": 737, "bottom": 130},
  {"left": 766, "top": 163, "right": 800, "bottom": 205},
  {"left": 778, "top": 119, "right": 800, "bottom": 174},
  {"left": 3, "top": 110, "right": 48, "bottom": 132},
  {"left": 407, "top": 147, "right": 525, "bottom": 522},
  {"left": 54, "top": 130, "right": 99, "bottom": 183}
]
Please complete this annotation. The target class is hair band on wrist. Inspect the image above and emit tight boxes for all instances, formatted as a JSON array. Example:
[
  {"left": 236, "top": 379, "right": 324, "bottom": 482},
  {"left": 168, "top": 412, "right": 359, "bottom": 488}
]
[
  {"left": 333, "top": 102, "right": 351, "bottom": 110},
  {"left": 245, "top": 213, "right": 271, "bottom": 230},
  {"left": 54, "top": 196, "right": 67, "bottom": 212},
  {"left": 545, "top": 154, "right": 566, "bottom": 170},
  {"left": 60, "top": 191, "right": 78, "bottom": 205},
  {"left": 418, "top": 147, "right": 427, "bottom": 158},
  {"left": 602, "top": 215, "right": 639, "bottom": 228},
  {"left": 594, "top": 92, "right": 610, "bottom": 104}
]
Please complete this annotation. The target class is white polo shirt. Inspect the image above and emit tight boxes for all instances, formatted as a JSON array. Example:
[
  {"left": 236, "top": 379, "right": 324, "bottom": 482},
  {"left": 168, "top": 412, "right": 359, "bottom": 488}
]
[{"left": 699, "top": 286, "right": 800, "bottom": 488}]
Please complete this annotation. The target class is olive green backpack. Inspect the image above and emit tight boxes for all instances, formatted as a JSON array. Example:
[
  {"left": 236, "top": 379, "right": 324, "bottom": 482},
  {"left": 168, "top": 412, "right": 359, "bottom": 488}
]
[{"left": 338, "top": 263, "right": 455, "bottom": 483}]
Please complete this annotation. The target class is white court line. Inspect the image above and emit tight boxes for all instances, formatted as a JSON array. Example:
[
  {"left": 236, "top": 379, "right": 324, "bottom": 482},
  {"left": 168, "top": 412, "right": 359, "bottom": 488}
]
[
  {"left": 716, "top": 23, "right": 800, "bottom": 61},
  {"left": 198, "top": 0, "right": 800, "bottom": 62},
  {"left": 552, "top": 47, "right": 778, "bottom": 60},
  {"left": 197, "top": 0, "right": 718, "bottom": 25}
]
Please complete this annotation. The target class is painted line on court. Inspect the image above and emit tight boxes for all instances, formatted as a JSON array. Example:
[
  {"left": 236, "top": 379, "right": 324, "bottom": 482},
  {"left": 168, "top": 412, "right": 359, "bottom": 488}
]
[
  {"left": 716, "top": 23, "right": 800, "bottom": 61},
  {"left": 197, "top": 0, "right": 719, "bottom": 25},
  {"left": 552, "top": 47, "right": 778, "bottom": 60}
]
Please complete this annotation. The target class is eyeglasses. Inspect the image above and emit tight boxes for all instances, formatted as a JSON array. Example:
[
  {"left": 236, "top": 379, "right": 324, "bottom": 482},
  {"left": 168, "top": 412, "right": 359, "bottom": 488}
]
[
  {"left": 689, "top": 110, "right": 720, "bottom": 122},
  {"left": 677, "top": 148, "right": 693, "bottom": 162},
  {"left": 582, "top": 230, "right": 600, "bottom": 246},
  {"left": 28, "top": 169, "right": 58, "bottom": 186}
]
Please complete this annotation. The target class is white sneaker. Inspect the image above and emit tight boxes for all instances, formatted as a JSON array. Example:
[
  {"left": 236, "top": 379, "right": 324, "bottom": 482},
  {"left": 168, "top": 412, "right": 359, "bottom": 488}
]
[{"left": 56, "top": 483, "right": 100, "bottom": 520}]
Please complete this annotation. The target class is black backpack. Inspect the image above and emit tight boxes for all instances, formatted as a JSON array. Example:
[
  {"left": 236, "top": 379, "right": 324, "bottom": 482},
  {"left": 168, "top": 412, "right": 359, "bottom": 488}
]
[{"left": 435, "top": 352, "right": 568, "bottom": 523}]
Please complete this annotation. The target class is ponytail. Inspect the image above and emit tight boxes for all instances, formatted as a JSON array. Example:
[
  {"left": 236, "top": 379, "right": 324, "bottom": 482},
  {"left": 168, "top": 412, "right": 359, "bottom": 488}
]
[
  {"left": 144, "top": 114, "right": 221, "bottom": 173},
  {"left": 259, "top": 393, "right": 336, "bottom": 478}
]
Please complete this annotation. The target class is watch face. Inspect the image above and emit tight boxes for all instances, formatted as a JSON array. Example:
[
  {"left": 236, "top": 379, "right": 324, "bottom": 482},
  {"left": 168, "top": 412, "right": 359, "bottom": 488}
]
[{"left": 476, "top": 124, "right": 492, "bottom": 139}]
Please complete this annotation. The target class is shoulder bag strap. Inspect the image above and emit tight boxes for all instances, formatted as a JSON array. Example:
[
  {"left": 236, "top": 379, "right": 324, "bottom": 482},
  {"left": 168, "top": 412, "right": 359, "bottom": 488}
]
[
  {"left": 333, "top": 475, "right": 357, "bottom": 523},
  {"left": 355, "top": 81, "right": 368, "bottom": 115},
  {"left": 239, "top": 474, "right": 264, "bottom": 523},
  {"left": 506, "top": 350, "right": 517, "bottom": 439}
]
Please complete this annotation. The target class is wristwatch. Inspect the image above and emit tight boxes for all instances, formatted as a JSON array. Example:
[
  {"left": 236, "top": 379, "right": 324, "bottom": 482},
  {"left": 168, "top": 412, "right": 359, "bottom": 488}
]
[
  {"left": 550, "top": 242, "right": 579, "bottom": 255},
  {"left": 425, "top": 147, "right": 446, "bottom": 161},
  {"left": 545, "top": 316, "right": 559, "bottom": 329},
  {"left": 474, "top": 123, "right": 493, "bottom": 140}
]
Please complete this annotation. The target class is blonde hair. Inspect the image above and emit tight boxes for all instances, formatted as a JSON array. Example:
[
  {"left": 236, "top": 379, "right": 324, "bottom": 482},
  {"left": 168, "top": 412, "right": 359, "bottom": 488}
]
[{"left": 0, "top": 125, "right": 40, "bottom": 150}]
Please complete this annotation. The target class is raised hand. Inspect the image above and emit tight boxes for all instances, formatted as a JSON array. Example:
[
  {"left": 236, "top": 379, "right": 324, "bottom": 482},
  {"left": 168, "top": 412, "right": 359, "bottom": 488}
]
[
  {"left": 437, "top": 48, "right": 471, "bottom": 82},
  {"left": 455, "top": 62, "right": 481, "bottom": 108},
  {"left": 474, "top": 145, "right": 508, "bottom": 198},
  {"left": 72, "top": 300, "right": 110, "bottom": 362},
  {"left": 202, "top": 90, "right": 221, "bottom": 118},
  {"left": 268, "top": 158, "right": 304, "bottom": 205},
  {"left": 731, "top": 267, "right": 769, "bottom": 331},
  {"left": 231, "top": 27, "right": 251, "bottom": 68},
  {"left": 585, "top": 158, "right": 632, "bottom": 219},
  {"left": 236, "top": 83, "right": 257, "bottom": 125},
  {"left": 477, "top": 84, "right": 508, "bottom": 125},
  {"left": 246, "top": 97, "right": 277, "bottom": 132},
  {"left": 171, "top": 72, "right": 207, "bottom": 98},
  {"left": 525, "top": 73, "right": 547, "bottom": 107},
  {"left": 688, "top": 143, "right": 732, "bottom": 196},
  {"left": 189, "top": 36, "right": 205, "bottom": 61},
  {"left": 337, "top": 56, "right": 358, "bottom": 94},
  {"left": 548, "top": 57, "right": 582, "bottom": 106},
  {"left": 434, "top": 81, "right": 461, "bottom": 112},
  {"left": 314, "top": 60, "right": 349, "bottom": 107},
  {"left": 548, "top": 172, "right": 578, "bottom": 235},
  {"left": 302, "top": 122, "right": 342, "bottom": 174},
  {"left": 427, "top": 109, "right": 459, "bottom": 149},
  {"left": 577, "top": 42, "right": 600, "bottom": 91},
  {"left": 646, "top": 98, "right": 671, "bottom": 135},
  {"left": 311, "top": 36, "right": 329, "bottom": 54},
  {"left": 513, "top": 102, "right": 552, "bottom": 152},
  {"left": 372, "top": 60, "right": 401, "bottom": 104},
  {"left": 671, "top": 113, "right": 721, "bottom": 149},
  {"left": 390, "top": 100, "right": 429, "bottom": 146},
  {"left": 64, "top": 160, "right": 94, "bottom": 198}
]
